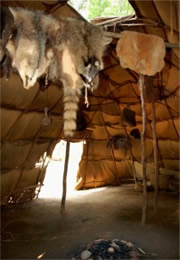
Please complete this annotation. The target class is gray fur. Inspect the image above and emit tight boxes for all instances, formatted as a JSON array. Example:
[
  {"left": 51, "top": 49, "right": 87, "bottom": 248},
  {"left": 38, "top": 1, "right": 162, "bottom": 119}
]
[{"left": 4, "top": 7, "right": 111, "bottom": 136}]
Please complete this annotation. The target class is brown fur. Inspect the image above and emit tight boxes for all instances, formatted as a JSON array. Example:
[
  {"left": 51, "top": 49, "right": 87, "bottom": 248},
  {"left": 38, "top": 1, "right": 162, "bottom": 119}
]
[
  {"left": 0, "top": 7, "right": 14, "bottom": 62},
  {"left": 4, "top": 7, "right": 111, "bottom": 136},
  {"left": 116, "top": 31, "right": 165, "bottom": 76},
  {"left": 52, "top": 18, "right": 111, "bottom": 136}
]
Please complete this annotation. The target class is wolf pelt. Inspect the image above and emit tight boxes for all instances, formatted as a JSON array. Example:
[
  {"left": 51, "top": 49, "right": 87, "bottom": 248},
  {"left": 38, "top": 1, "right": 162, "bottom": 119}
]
[
  {"left": 6, "top": 7, "right": 58, "bottom": 88},
  {"left": 4, "top": 7, "right": 111, "bottom": 137}
]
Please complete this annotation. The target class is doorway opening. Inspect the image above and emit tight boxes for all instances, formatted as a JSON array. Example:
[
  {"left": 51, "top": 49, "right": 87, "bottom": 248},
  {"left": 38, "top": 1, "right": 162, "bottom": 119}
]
[{"left": 39, "top": 141, "right": 83, "bottom": 198}]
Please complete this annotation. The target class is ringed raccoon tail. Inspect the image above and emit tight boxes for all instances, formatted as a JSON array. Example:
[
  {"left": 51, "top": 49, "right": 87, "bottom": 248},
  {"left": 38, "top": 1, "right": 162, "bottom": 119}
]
[{"left": 63, "top": 87, "right": 81, "bottom": 137}]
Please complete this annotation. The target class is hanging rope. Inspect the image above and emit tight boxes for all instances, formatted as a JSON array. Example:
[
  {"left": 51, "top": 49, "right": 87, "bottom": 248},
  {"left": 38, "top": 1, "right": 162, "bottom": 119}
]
[
  {"left": 138, "top": 75, "right": 148, "bottom": 225},
  {"left": 84, "top": 85, "right": 89, "bottom": 107}
]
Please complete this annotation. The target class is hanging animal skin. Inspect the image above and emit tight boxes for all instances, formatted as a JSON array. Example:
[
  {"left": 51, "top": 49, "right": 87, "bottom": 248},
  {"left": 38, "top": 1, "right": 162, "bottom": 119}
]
[
  {"left": 3, "top": 7, "right": 111, "bottom": 137},
  {"left": 6, "top": 7, "right": 55, "bottom": 89},
  {"left": 130, "top": 128, "right": 141, "bottom": 139},
  {"left": 107, "top": 135, "right": 132, "bottom": 150},
  {"left": 0, "top": 7, "right": 14, "bottom": 62},
  {"left": 116, "top": 31, "right": 166, "bottom": 76},
  {"left": 120, "top": 107, "right": 136, "bottom": 127}
]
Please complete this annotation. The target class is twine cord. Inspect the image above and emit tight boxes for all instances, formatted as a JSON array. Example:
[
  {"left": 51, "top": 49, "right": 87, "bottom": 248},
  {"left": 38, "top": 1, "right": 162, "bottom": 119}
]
[{"left": 84, "top": 85, "right": 89, "bottom": 108}]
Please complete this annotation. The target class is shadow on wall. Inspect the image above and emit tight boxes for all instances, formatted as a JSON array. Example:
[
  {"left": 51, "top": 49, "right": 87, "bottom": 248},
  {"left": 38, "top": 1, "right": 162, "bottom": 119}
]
[{"left": 39, "top": 141, "right": 84, "bottom": 198}]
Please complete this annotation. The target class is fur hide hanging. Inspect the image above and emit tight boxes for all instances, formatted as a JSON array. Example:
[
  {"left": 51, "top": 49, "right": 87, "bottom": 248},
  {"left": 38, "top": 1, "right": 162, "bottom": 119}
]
[{"left": 116, "top": 31, "right": 166, "bottom": 76}]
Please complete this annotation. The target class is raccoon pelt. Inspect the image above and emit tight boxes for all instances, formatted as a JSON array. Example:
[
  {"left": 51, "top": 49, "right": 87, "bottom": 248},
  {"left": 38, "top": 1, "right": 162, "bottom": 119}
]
[{"left": 3, "top": 7, "right": 111, "bottom": 137}]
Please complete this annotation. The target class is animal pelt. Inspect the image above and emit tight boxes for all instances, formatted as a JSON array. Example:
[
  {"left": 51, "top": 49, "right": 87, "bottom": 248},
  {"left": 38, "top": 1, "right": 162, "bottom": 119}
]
[
  {"left": 130, "top": 128, "right": 141, "bottom": 139},
  {"left": 116, "top": 31, "right": 166, "bottom": 76},
  {"left": 0, "top": 51, "right": 14, "bottom": 79},
  {"left": 0, "top": 6, "right": 14, "bottom": 62},
  {"left": 107, "top": 135, "right": 132, "bottom": 150},
  {"left": 120, "top": 107, "right": 136, "bottom": 127},
  {"left": 5, "top": 7, "right": 55, "bottom": 89},
  {"left": 3, "top": 7, "right": 111, "bottom": 137}
]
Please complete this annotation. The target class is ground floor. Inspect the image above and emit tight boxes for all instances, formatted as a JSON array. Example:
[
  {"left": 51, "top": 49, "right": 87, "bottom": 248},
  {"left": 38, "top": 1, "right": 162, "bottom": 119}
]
[{"left": 1, "top": 185, "right": 179, "bottom": 259}]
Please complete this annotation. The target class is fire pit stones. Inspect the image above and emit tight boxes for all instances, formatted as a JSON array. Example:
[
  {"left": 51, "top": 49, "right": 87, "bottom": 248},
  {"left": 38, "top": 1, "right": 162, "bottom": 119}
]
[{"left": 73, "top": 239, "right": 143, "bottom": 260}]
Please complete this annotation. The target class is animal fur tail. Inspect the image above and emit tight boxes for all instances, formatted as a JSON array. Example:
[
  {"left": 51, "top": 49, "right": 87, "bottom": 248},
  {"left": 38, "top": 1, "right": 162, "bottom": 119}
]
[{"left": 63, "top": 87, "right": 81, "bottom": 137}]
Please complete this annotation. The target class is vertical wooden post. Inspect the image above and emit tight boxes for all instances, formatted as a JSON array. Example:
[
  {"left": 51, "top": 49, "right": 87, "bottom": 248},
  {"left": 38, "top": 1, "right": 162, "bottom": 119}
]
[
  {"left": 83, "top": 137, "right": 90, "bottom": 189},
  {"left": 138, "top": 75, "right": 148, "bottom": 225},
  {"left": 151, "top": 101, "right": 159, "bottom": 213},
  {"left": 60, "top": 138, "right": 71, "bottom": 214}
]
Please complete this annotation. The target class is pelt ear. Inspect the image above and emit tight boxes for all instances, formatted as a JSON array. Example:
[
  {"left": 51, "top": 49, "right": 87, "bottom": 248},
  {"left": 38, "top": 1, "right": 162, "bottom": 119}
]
[
  {"left": 8, "top": 7, "right": 24, "bottom": 34},
  {"left": 9, "top": 7, "right": 20, "bottom": 21}
]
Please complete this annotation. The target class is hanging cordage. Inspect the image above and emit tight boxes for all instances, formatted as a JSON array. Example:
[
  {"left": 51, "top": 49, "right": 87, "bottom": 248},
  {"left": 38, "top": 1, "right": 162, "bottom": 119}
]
[
  {"left": 41, "top": 106, "right": 52, "bottom": 126},
  {"left": 84, "top": 85, "right": 89, "bottom": 108}
]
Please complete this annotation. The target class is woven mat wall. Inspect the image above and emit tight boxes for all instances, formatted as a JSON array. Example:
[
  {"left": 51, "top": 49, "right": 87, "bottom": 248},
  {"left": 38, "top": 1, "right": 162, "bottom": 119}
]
[{"left": 0, "top": 0, "right": 179, "bottom": 204}]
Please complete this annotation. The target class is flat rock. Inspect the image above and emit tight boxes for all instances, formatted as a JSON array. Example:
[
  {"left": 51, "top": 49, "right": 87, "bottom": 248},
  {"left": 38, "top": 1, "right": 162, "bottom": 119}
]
[
  {"left": 81, "top": 250, "right": 92, "bottom": 260},
  {"left": 110, "top": 242, "right": 120, "bottom": 252},
  {"left": 108, "top": 247, "right": 115, "bottom": 254}
]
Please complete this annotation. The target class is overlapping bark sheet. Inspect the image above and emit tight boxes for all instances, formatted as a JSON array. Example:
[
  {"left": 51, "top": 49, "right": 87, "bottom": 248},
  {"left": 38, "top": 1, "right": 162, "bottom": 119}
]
[{"left": 0, "top": 0, "right": 179, "bottom": 203}]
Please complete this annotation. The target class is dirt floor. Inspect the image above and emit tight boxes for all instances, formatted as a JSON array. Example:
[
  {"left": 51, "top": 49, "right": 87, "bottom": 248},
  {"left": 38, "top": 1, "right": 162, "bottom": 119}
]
[{"left": 1, "top": 185, "right": 179, "bottom": 260}]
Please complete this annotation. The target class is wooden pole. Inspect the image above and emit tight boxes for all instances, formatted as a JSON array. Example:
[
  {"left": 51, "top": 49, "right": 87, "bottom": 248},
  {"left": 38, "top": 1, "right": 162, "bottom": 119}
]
[
  {"left": 83, "top": 137, "right": 90, "bottom": 189},
  {"left": 138, "top": 75, "right": 148, "bottom": 225},
  {"left": 60, "top": 138, "right": 71, "bottom": 214},
  {"left": 103, "top": 31, "right": 180, "bottom": 49},
  {"left": 151, "top": 101, "right": 159, "bottom": 213}
]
